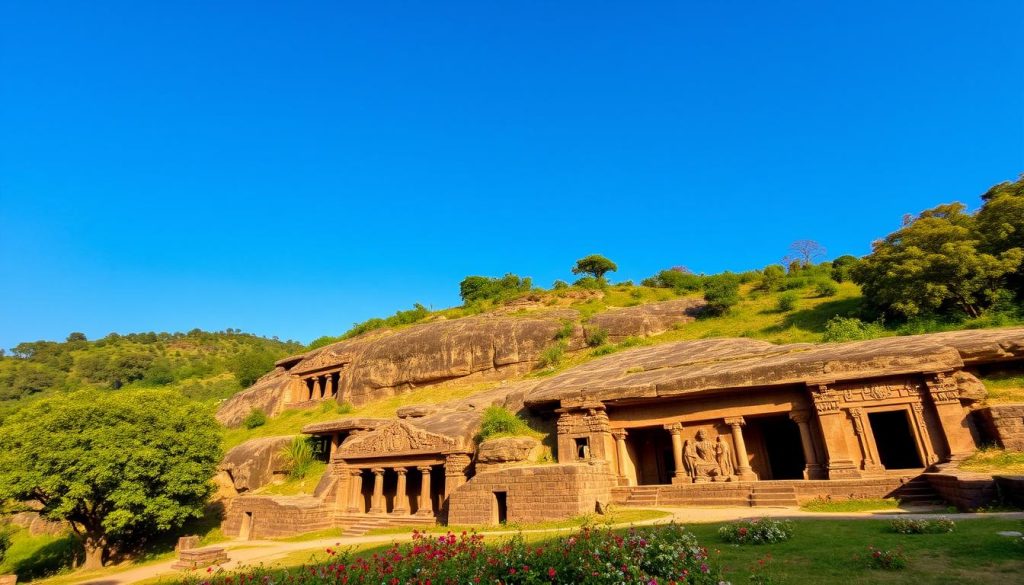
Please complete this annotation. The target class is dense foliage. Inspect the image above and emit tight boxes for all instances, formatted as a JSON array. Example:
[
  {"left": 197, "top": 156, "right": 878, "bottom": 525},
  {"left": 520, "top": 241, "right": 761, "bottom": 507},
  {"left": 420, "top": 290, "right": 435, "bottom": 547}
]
[
  {"left": 572, "top": 254, "right": 618, "bottom": 280},
  {"left": 476, "top": 406, "right": 537, "bottom": 441},
  {"left": 309, "top": 303, "right": 433, "bottom": 347},
  {"left": 459, "top": 273, "right": 534, "bottom": 303},
  {"left": 702, "top": 273, "right": 741, "bottom": 315},
  {"left": 854, "top": 176, "right": 1024, "bottom": 320},
  {"left": 0, "top": 389, "right": 222, "bottom": 568},
  {"left": 189, "top": 525, "right": 725, "bottom": 585},
  {"left": 718, "top": 518, "right": 794, "bottom": 545},
  {"left": 0, "top": 330, "right": 302, "bottom": 421}
]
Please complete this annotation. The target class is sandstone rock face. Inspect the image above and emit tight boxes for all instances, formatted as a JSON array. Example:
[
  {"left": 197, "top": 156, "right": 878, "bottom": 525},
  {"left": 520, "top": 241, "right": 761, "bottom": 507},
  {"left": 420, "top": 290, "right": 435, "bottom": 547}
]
[
  {"left": 10, "top": 510, "right": 66, "bottom": 536},
  {"left": 525, "top": 328, "right": 1024, "bottom": 406},
  {"left": 216, "top": 435, "right": 294, "bottom": 496},
  {"left": 588, "top": 298, "right": 705, "bottom": 341},
  {"left": 216, "top": 368, "right": 293, "bottom": 427},
  {"left": 477, "top": 437, "right": 541, "bottom": 466}
]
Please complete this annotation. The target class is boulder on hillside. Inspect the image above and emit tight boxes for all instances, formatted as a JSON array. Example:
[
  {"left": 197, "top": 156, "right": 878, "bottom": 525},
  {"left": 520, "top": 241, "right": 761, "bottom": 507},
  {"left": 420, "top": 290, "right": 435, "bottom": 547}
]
[
  {"left": 216, "top": 368, "right": 294, "bottom": 427},
  {"left": 476, "top": 437, "right": 542, "bottom": 473},
  {"left": 215, "top": 435, "right": 294, "bottom": 498},
  {"left": 587, "top": 298, "right": 706, "bottom": 341}
]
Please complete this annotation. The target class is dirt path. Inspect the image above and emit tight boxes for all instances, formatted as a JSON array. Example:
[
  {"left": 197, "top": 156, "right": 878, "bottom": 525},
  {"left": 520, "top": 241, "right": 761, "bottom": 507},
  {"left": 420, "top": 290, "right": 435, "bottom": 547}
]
[{"left": 71, "top": 507, "right": 1024, "bottom": 585}]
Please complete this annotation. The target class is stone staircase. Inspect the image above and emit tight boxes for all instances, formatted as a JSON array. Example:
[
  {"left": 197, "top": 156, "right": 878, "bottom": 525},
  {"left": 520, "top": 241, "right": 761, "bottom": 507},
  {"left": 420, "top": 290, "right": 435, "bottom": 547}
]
[
  {"left": 613, "top": 486, "right": 660, "bottom": 507},
  {"left": 890, "top": 475, "right": 944, "bottom": 506},
  {"left": 749, "top": 484, "right": 798, "bottom": 507},
  {"left": 335, "top": 513, "right": 437, "bottom": 537}
]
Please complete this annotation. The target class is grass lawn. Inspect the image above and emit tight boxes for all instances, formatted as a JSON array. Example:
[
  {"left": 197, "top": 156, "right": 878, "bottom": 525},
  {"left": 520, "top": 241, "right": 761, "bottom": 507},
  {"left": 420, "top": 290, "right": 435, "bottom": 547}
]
[
  {"left": 689, "top": 517, "right": 1024, "bottom": 585},
  {"left": 960, "top": 447, "right": 1024, "bottom": 474},
  {"left": 800, "top": 498, "right": 902, "bottom": 513},
  {"left": 976, "top": 372, "right": 1024, "bottom": 404},
  {"left": 364, "top": 507, "right": 671, "bottom": 536}
]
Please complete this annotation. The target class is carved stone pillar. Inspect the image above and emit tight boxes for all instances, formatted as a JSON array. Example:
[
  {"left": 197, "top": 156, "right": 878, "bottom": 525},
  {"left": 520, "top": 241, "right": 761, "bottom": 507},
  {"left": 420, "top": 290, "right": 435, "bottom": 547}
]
[
  {"left": 611, "top": 429, "right": 629, "bottom": 484},
  {"left": 347, "top": 469, "right": 364, "bottom": 513},
  {"left": 789, "top": 410, "right": 823, "bottom": 479},
  {"left": 724, "top": 417, "right": 757, "bottom": 481},
  {"left": 849, "top": 408, "right": 884, "bottom": 473},
  {"left": 392, "top": 468, "right": 409, "bottom": 514},
  {"left": 444, "top": 453, "right": 471, "bottom": 501},
  {"left": 910, "top": 402, "right": 938, "bottom": 465},
  {"left": 808, "top": 384, "right": 860, "bottom": 478},
  {"left": 665, "top": 423, "right": 686, "bottom": 483},
  {"left": 369, "top": 468, "right": 385, "bottom": 514},
  {"left": 416, "top": 466, "right": 433, "bottom": 517},
  {"left": 326, "top": 374, "right": 337, "bottom": 398},
  {"left": 925, "top": 373, "right": 975, "bottom": 461}
]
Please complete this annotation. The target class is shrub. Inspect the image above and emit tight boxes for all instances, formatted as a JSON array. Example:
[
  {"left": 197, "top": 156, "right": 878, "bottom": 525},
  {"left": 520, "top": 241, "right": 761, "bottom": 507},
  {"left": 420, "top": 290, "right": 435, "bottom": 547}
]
[
  {"left": 477, "top": 406, "right": 534, "bottom": 441},
  {"left": 459, "top": 274, "right": 533, "bottom": 304},
  {"left": 831, "top": 254, "right": 859, "bottom": 282},
  {"left": 703, "top": 273, "right": 741, "bottom": 316},
  {"left": 538, "top": 342, "right": 565, "bottom": 367},
  {"left": 760, "top": 265, "right": 786, "bottom": 291},
  {"left": 584, "top": 326, "right": 609, "bottom": 347},
  {"left": 554, "top": 321, "right": 575, "bottom": 340},
  {"left": 282, "top": 436, "right": 315, "bottom": 480},
  {"left": 335, "top": 402, "right": 353, "bottom": 414},
  {"left": 814, "top": 279, "right": 840, "bottom": 297},
  {"left": 184, "top": 525, "right": 724, "bottom": 585},
  {"left": 822, "top": 316, "right": 886, "bottom": 342},
  {"left": 342, "top": 303, "right": 431, "bottom": 339},
  {"left": 718, "top": 518, "right": 794, "bottom": 544},
  {"left": 777, "top": 291, "right": 799, "bottom": 312},
  {"left": 889, "top": 518, "right": 955, "bottom": 534},
  {"left": 0, "top": 524, "right": 11, "bottom": 562},
  {"left": 573, "top": 275, "right": 604, "bottom": 289},
  {"left": 242, "top": 409, "right": 267, "bottom": 429},
  {"left": 552, "top": 279, "right": 569, "bottom": 290},
  {"left": 646, "top": 268, "right": 704, "bottom": 293},
  {"left": 861, "top": 545, "right": 908, "bottom": 570}
]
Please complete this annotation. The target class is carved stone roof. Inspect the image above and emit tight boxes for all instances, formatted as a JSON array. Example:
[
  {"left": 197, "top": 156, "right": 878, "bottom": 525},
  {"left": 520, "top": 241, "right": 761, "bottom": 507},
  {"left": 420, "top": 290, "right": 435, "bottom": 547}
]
[
  {"left": 301, "top": 417, "right": 390, "bottom": 435},
  {"left": 291, "top": 349, "right": 352, "bottom": 375},
  {"left": 337, "top": 420, "right": 460, "bottom": 460}
]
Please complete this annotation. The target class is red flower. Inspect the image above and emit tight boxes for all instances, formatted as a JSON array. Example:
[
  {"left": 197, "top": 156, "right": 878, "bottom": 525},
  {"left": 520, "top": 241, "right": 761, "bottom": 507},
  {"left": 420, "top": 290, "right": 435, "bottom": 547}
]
[{"left": 548, "top": 568, "right": 557, "bottom": 578}]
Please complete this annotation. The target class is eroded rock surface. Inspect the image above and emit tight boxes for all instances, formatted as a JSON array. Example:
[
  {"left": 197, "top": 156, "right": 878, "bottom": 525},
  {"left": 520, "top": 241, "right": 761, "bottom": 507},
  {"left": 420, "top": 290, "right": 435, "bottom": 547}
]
[
  {"left": 216, "top": 368, "right": 294, "bottom": 427},
  {"left": 588, "top": 298, "right": 706, "bottom": 341},
  {"left": 215, "top": 435, "right": 294, "bottom": 497}
]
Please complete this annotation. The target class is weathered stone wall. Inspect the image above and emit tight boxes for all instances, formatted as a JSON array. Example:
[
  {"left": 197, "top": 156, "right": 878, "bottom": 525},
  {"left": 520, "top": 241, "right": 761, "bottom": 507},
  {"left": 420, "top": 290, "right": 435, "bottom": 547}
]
[
  {"left": 447, "top": 462, "right": 617, "bottom": 525},
  {"left": 925, "top": 471, "right": 999, "bottom": 510},
  {"left": 994, "top": 475, "right": 1024, "bottom": 507},
  {"left": 612, "top": 477, "right": 922, "bottom": 506},
  {"left": 221, "top": 496, "right": 333, "bottom": 540},
  {"left": 973, "top": 404, "right": 1024, "bottom": 451},
  {"left": 215, "top": 435, "right": 294, "bottom": 498}
]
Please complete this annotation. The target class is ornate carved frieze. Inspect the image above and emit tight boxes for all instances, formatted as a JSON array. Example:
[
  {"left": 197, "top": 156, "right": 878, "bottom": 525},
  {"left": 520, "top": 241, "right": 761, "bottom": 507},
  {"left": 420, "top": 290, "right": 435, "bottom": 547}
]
[
  {"left": 556, "top": 404, "right": 611, "bottom": 435},
  {"left": 338, "top": 420, "right": 456, "bottom": 459},
  {"left": 925, "top": 372, "right": 961, "bottom": 405},
  {"left": 808, "top": 384, "right": 840, "bottom": 414},
  {"left": 293, "top": 350, "right": 351, "bottom": 375},
  {"left": 833, "top": 378, "right": 921, "bottom": 403}
]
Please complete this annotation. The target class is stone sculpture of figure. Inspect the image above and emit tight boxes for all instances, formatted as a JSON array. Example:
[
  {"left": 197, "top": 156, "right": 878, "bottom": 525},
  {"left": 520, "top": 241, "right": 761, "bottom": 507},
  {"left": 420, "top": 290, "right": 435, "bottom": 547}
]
[
  {"left": 683, "top": 439, "right": 697, "bottom": 479},
  {"left": 691, "top": 429, "right": 721, "bottom": 481},
  {"left": 715, "top": 435, "right": 734, "bottom": 477}
]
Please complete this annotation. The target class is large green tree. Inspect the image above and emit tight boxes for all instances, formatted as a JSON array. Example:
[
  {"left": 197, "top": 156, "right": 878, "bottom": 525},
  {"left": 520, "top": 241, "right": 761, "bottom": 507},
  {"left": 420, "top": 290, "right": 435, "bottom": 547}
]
[
  {"left": 571, "top": 255, "right": 618, "bottom": 280},
  {"left": 852, "top": 202, "right": 1023, "bottom": 319},
  {"left": 0, "top": 389, "right": 221, "bottom": 568}
]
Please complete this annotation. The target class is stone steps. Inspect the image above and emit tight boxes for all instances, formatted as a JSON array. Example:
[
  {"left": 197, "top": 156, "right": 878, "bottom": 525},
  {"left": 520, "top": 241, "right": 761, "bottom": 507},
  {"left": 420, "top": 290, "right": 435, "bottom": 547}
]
[
  {"left": 749, "top": 484, "right": 798, "bottom": 507},
  {"left": 891, "top": 477, "right": 944, "bottom": 505},
  {"left": 335, "top": 514, "right": 437, "bottom": 536}
]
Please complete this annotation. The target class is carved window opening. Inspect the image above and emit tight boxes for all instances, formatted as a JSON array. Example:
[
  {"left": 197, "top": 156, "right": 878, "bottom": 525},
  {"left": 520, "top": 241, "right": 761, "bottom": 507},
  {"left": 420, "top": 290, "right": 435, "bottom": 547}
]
[
  {"left": 574, "top": 437, "right": 590, "bottom": 460},
  {"left": 867, "top": 411, "right": 923, "bottom": 469}
]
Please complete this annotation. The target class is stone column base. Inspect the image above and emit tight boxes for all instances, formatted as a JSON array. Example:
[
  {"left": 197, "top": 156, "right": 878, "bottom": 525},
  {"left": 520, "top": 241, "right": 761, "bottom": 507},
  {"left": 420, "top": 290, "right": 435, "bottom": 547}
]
[
  {"left": 802, "top": 464, "right": 826, "bottom": 480},
  {"left": 826, "top": 460, "right": 861, "bottom": 479}
]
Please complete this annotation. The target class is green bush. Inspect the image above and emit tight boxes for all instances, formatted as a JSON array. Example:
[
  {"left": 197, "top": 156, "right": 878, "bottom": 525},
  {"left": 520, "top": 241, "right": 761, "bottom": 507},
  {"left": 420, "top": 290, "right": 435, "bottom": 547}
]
[
  {"left": 554, "top": 321, "right": 575, "bottom": 340},
  {"left": 573, "top": 276, "right": 604, "bottom": 290},
  {"left": 831, "top": 255, "right": 859, "bottom": 282},
  {"left": 0, "top": 524, "right": 11, "bottom": 562},
  {"left": 477, "top": 406, "right": 535, "bottom": 441},
  {"left": 760, "top": 265, "right": 786, "bottom": 291},
  {"left": 584, "top": 326, "right": 609, "bottom": 347},
  {"left": 459, "top": 274, "right": 533, "bottom": 303},
  {"left": 814, "top": 279, "right": 840, "bottom": 297},
  {"left": 718, "top": 518, "right": 794, "bottom": 544},
  {"left": 777, "top": 291, "right": 799, "bottom": 312},
  {"left": 538, "top": 342, "right": 565, "bottom": 367},
  {"left": 889, "top": 518, "right": 955, "bottom": 534},
  {"left": 552, "top": 279, "right": 569, "bottom": 290},
  {"left": 822, "top": 316, "right": 886, "bottom": 342},
  {"left": 342, "top": 303, "right": 431, "bottom": 340},
  {"left": 645, "top": 268, "right": 704, "bottom": 293},
  {"left": 282, "top": 436, "right": 315, "bottom": 480},
  {"left": 861, "top": 546, "right": 908, "bottom": 570},
  {"left": 336, "top": 402, "right": 354, "bottom": 414},
  {"left": 702, "top": 273, "right": 741, "bottom": 316},
  {"left": 242, "top": 409, "right": 267, "bottom": 429}
]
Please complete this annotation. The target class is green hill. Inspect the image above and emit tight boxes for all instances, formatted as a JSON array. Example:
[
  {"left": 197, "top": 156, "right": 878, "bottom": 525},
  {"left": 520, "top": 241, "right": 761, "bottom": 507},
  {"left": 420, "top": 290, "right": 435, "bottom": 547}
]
[{"left": 0, "top": 329, "right": 303, "bottom": 422}]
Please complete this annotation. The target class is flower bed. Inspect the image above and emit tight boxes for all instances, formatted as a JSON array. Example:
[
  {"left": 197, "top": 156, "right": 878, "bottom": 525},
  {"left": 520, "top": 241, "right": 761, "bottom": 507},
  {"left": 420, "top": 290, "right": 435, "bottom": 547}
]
[
  {"left": 187, "top": 524, "right": 727, "bottom": 585},
  {"left": 718, "top": 519, "right": 793, "bottom": 545},
  {"left": 860, "top": 546, "right": 908, "bottom": 570},
  {"left": 889, "top": 518, "right": 955, "bottom": 534}
]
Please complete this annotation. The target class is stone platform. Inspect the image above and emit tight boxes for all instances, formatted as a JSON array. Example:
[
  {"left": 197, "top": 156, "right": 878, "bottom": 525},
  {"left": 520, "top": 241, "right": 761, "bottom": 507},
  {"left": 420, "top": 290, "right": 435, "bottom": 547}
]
[{"left": 170, "top": 547, "right": 229, "bottom": 571}]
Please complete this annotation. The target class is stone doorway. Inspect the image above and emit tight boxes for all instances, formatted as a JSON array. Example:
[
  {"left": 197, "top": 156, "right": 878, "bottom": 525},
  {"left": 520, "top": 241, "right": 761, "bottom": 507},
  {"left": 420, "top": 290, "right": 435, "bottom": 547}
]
[
  {"left": 747, "top": 415, "right": 805, "bottom": 480},
  {"left": 628, "top": 426, "right": 675, "bottom": 485},
  {"left": 868, "top": 410, "right": 923, "bottom": 469}
]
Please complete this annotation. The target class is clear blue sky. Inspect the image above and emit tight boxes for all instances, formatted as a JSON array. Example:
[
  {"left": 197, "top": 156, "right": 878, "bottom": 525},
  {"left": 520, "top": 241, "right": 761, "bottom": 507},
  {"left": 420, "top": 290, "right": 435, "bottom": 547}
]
[{"left": 1, "top": 1, "right": 1022, "bottom": 349}]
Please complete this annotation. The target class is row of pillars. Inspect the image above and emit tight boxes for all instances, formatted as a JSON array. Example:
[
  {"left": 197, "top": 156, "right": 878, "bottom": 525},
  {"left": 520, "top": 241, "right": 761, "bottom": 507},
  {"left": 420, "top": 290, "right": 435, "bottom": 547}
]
[
  {"left": 346, "top": 465, "right": 435, "bottom": 517},
  {"left": 305, "top": 372, "right": 340, "bottom": 401},
  {"left": 609, "top": 414, "right": 824, "bottom": 482}
]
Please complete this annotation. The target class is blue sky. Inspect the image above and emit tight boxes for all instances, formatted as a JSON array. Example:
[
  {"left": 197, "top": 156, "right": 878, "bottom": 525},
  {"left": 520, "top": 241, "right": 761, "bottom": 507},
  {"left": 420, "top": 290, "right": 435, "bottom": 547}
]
[{"left": 1, "top": 1, "right": 1022, "bottom": 348}]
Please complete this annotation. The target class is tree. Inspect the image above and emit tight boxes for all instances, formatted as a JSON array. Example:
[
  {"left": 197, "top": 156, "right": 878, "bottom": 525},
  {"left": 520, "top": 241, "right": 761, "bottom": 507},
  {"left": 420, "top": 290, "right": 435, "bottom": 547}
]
[
  {"left": 571, "top": 255, "right": 618, "bottom": 281},
  {"left": 702, "top": 273, "right": 741, "bottom": 316},
  {"left": 458, "top": 274, "right": 532, "bottom": 303},
  {"left": 760, "top": 265, "right": 786, "bottom": 291},
  {"left": 852, "top": 202, "right": 1024, "bottom": 319},
  {"left": 66, "top": 332, "right": 87, "bottom": 342},
  {"left": 0, "top": 389, "right": 221, "bottom": 568},
  {"left": 785, "top": 240, "right": 826, "bottom": 268},
  {"left": 229, "top": 349, "right": 277, "bottom": 388},
  {"left": 830, "top": 255, "right": 859, "bottom": 283}
]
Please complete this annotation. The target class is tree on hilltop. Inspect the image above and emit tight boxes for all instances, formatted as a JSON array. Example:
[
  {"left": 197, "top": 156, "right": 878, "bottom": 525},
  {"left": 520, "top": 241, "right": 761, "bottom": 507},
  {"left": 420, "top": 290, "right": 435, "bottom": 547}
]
[
  {"left": 785, "top": 240, "right": 826, "bottom": 268},
  {"left": 571, "top": 255, "right": 618, "bottom": 281},
  {"left": 0, "top": 389, "right": 221, "bottom": 568}
]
